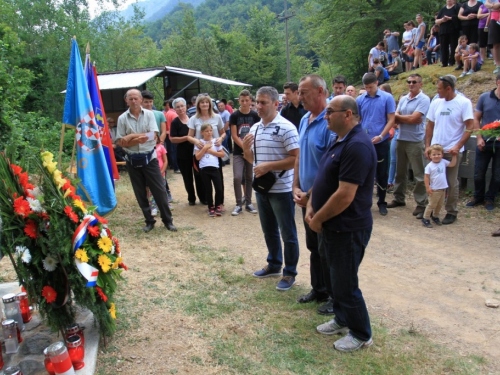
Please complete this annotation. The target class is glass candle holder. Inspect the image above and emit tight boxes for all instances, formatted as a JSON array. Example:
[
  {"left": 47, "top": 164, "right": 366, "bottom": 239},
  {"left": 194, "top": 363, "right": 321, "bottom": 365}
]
[
  {"left": 2, "top": 320, "right": 19, "bottom": 354},
  {"left": 4, "top": 365, "right": 23, "bottom": 375},
  {"left": 2, "top": 293, "right": 24, "bottom": 331},
  {"left": 66, "top": 335, "right": 85, "bottom": 370},
  {"left": 65, "top": 324, "right": 84, "bottom": 346},
  {"left": 0, "top": 341, "right": 4, "bottom": 370},
  {"left": 43, "top": 347, "right": 56, "bottom": 375},
  {"left": 15, "top": 292, "right": 32, "bottom": 323},
  {"left": 46, "top": 341, "right": 75, "bottom": 375},
  {"left": 14, "top": 321, "right": 23, "bottom": 343}
]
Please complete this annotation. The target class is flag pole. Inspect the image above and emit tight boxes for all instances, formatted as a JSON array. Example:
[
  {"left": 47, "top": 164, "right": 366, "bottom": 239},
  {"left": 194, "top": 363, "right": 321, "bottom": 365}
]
[{"left": 58, "top": 123, "right": 66, "bottom": 169}]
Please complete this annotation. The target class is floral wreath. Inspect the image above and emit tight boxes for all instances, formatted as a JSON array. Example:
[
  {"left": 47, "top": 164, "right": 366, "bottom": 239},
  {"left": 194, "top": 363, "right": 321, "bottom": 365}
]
[{"left": 0, "top": 151, "right": 126, "bottom": 337}]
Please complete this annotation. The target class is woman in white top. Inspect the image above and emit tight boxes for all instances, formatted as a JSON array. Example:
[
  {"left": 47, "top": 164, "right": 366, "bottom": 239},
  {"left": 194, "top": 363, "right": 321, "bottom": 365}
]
[
  {"left": 413, "top": 14, "right": 427, "bottom": 69},
  {"left": 187, "top": 94, "right": 227, "bottom": 206}
]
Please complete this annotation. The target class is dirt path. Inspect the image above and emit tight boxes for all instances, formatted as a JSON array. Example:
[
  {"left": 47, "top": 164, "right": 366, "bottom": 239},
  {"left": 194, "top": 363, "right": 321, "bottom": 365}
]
[{"left": 109, "top": 162, "right": 500, "bottom": 372}]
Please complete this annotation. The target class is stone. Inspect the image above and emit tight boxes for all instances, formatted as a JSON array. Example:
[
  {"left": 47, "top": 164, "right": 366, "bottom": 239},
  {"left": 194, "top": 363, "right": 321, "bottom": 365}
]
[
  {"left": 20, "top": 333, "right": 52, "bottom": 355},
  {"left": 485, "top": 299, "right": 500, "bottom": 308},
  {"left": 19, "top": 359, "right": 45, "bottom": 375}
]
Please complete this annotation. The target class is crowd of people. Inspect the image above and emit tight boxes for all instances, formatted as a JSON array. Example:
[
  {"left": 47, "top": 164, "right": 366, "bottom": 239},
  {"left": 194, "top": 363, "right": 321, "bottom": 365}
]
[
  {"left": 368, "top": 0, "right": 500, "bottom": 81},
  {"left": 107, "top": 2, "right": 500, "bottom": 351}
]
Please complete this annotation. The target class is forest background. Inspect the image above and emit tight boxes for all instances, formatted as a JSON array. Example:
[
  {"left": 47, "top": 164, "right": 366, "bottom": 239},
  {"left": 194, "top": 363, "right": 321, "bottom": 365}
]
[{"left": 0, "top": 0, "right": 443, "bottom": 163}]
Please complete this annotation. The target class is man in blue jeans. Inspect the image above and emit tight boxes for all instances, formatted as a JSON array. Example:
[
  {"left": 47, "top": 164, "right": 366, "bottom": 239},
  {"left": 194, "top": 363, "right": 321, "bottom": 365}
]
[
  {"left": 356, "top": 73, "right": 395, "bottom": 215},
  {"left": 306, "top": 95, "right": 376, "bottom": 352},
  {"left": 467, "top": 74, "right": 500, "bottom": 211},
  {"left": 242, "top": 86, "right": 300, "bottom": 291}
]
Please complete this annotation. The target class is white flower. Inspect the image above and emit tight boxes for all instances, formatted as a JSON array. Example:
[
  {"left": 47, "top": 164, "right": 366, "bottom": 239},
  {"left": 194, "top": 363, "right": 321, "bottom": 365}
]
[
  {"left": 15, "top": 246, "right": 31, "bottom": 264},
  {"left": 15, "top": 245, "right": 27, "bottom": 256},
  {"left": 100, "top": 229, "right": 108, "bottom": 238},
  {"left": 21, "top": 249, "right": 32, "bottom": 264},
  {"left": 26, "top": 197, "right": 43, "bottom": 213},
  {"left": 43, "top": 255, "right": 59, "bottom": 272},
  {"left": 28, "top": 187, "right": 43, "bottom": 199},
  {"left": 110, "top": 245, "right": 115, "bottom": 255}
]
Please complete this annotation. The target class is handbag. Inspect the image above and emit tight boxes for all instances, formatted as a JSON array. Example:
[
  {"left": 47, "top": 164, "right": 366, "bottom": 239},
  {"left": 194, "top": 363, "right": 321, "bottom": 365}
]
[
  {"left": 251, "top": 128, "right": 286, "bottom": 194},
  {"left": 125, "top": 149, "right": 155, "bottom": 168},
  {"left": 221, "top": 146, "right": 230, "bottom": 162}
]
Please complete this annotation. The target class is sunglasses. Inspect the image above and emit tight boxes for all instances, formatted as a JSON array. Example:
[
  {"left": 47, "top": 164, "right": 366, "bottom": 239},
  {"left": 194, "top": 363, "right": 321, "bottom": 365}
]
[{"left": 406, "top": 80, "right": 419, "bottom": 85}]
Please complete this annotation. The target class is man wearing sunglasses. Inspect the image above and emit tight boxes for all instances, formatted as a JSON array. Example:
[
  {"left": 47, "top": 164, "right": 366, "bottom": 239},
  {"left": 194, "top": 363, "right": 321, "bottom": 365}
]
[
  {"left": 387, "top": 74, "right": 430, "bottom": 219},
  {"left": 425, "top": 75, "right": 474, "bottom": 225}
]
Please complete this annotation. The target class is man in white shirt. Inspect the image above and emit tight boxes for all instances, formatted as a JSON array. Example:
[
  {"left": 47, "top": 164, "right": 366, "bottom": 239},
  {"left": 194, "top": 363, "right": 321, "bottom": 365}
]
[{"left": 425, "top": 76, "right": 474, "bottom": 224}]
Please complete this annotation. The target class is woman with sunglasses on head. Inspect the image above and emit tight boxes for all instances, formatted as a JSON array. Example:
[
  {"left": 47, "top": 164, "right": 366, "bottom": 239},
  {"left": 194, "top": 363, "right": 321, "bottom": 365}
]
[{"left": 187, "top": 94, "right": 227, "bottom": 209}]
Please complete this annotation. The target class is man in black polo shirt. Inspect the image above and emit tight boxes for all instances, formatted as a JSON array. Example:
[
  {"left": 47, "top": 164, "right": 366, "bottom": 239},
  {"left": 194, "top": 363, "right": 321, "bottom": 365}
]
[
  {"left": 280, "top": 82, "right": 306, "bottom": 128},
  {"left": 306, "top": 95, "right": 376, "bottom": 353}
]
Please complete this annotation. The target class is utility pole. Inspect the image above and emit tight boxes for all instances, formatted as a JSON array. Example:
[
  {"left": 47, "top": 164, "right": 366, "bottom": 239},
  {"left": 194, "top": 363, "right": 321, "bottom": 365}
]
[{"left": 277, "top": 0, "right": 295, "bottom": 82}]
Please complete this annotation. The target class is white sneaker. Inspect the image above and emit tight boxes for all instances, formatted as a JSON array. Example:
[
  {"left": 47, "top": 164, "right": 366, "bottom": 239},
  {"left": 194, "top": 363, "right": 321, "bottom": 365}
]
[
  {"left": 231, "top": 206, "right": 242, "bottom": 216},
  {"left": 151, "top": 208, "right": 158, "bottom": 216},
  {"left": 316, "top": 318, "right": 349, "bottom": 335},
  {"left": 466, "top": 69, "right": 474, "bottom": 75},
  {"left": 459, "top": 72, "right": 466, "bottom": 78}
]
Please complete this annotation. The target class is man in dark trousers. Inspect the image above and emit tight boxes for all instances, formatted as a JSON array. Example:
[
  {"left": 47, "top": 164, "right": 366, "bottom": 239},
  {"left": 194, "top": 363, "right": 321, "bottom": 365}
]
[
  {"left": 307, "top": 95, "right": 376, "bottom": 352},
  {"left": 116, "top": 89, "right": 177, "bottom": 233}
]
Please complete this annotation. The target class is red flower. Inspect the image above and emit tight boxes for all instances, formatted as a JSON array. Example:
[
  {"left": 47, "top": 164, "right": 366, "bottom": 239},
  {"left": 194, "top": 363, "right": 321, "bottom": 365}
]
[
  {"left": 62, "top": 179, "right": 72, "bottom": 191},
  {"left": 64, "top": 206, "right": 73, "bottom": 215},
  {"left": 95, "top": 286, "right": 108, "bottom": 302},
  {"left": 72, "top": 195, "right": 81, "bottom": 201},
  {"left": 87, "top": 225, "right": 100, "bottom": 237},
  {"left": 42, "top": 286, "right": 57, "bottom": 303},
  {"left": 94, "top": 213, "right": 108, "bottom": 225},
  {"left": 69, "top": 211, "right": 78, "bottom": 223},
  {"left": 13, "top": 196, "right": 33, "bottom": 217},
  {"left": 482, "top": 121, "right": 500, "bottom": 130},
  {"left": 119, "top": 262, "right": 128, "bottom": 271},
  {"left": 10, "top": 164, "right": 22, "bottom": 175},
  {"left": 18, "top": 172, "right": 29, "bottom": 187},
  {"left": 24, "top": 220, "right": 38, "bottom": 239}
]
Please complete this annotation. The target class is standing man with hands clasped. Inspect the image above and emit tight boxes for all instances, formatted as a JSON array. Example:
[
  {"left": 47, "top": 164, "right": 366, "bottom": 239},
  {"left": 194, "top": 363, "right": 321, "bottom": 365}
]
[
  {"left": 425, "top": 76, "right": 474, "bottom": 225},
  {"left": 116, "top": 89, "right": 177, "bottom": 233},
  {"left": 242, "top": 86, "right": 300, "bottom": 291},
  {"left": 293, "top": 74, "right": 335, "bottom": 314},
  {"left": 306, "top": 95, "right": 376, "bottom": 353}
]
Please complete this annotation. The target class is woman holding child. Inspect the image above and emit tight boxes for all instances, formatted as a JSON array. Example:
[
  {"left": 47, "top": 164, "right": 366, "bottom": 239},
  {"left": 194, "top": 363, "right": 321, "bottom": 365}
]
[{"left": 187, "top": 95, "right": 227, "bottom": 208}]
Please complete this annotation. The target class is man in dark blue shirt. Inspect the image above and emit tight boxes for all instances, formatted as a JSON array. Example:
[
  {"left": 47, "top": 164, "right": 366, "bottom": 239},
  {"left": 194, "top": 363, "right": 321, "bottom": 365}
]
[{"left": 306, "top": 95, "right": 376, "bottom": 353}]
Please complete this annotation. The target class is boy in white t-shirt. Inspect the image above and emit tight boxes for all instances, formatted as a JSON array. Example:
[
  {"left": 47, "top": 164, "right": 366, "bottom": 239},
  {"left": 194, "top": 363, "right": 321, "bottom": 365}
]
[
  {"left": 422, "top": 144, "right": 457, "bottom": 228},
  {"left": 195, "top": 124, "right": 225, "bottom": 217}
]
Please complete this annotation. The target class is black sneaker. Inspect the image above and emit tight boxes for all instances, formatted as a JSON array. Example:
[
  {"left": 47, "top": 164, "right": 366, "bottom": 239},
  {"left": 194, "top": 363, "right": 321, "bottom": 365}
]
[
  {"left": 317, "top": 298, "right": 335, "bottom": 315},
  {"left": 442, "top": 213, "right": 457, "bottom": 225},
  {"left": 454, "top": 65, "right": 463, "bottom": 71},
  {"left": 422, "top": 218, "right": 433, "bottom": 228},
  {"left": 430, "top": 215, "right": 442, "bottom": 225},
  {"left": 379, "top": 204, "right": 388, "bottom": 216}
]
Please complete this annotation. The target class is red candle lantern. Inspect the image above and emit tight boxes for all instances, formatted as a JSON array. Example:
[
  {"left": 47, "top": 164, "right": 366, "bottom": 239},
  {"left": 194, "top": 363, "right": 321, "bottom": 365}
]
[
  {"left": 66, "top": 335, "right": 85, "bottom": 370},
  {"left": 65, "top": 324, "right": 84, "bottom": 346},
  {"left": 43, "top": 347, "right": 55, "bottom": 375},
  {"left": 46, "top": 341, "right": 75, "bottom": 375},
  {"left": 15, "top": 292, "right": 32, "bottom": 323}
]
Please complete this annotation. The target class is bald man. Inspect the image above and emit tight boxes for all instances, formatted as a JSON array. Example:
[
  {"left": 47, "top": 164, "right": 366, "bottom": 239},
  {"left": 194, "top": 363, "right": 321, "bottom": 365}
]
[{"left": 116, "top": 89, "right": 177, "bottom": 233}]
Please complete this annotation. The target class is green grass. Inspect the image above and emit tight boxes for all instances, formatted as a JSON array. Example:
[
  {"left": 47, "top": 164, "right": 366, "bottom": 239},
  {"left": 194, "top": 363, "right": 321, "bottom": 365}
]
[{"left": 158, "top": 244, "right": 485, "bottom": 375}]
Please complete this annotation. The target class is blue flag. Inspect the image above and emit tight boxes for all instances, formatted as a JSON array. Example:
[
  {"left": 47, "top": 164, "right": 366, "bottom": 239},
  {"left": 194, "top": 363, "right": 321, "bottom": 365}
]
[
  {"left": 84, "top": 54, "right": 115, "bottom": 188},
  {"left": 63, "top": 39, "right": 117, "bottom": 216}
]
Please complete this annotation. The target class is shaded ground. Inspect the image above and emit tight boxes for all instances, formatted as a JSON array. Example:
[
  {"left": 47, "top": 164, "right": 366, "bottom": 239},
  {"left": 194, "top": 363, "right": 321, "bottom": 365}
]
[{"left": 93, "top": 157, "right": 499, "bottom": 373}]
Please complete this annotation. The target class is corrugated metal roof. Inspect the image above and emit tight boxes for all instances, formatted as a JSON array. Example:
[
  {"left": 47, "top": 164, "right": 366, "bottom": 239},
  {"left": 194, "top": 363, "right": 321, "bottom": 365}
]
[
  {"left": 97, "top": 69, "right": 164, "bottom": 90},
  {"left": 165, "top": 66, "right": 251, "bottom": 87}
]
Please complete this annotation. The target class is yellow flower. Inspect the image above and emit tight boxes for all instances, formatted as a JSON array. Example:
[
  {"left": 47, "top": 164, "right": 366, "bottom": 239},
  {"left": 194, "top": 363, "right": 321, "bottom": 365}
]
[
  {"left": 44, "top": 160, "right": 58, "bottom": 173},
  {"left": 41, "top": 151, "right": 54, "bottom": 164},
  {"left": 73, "top": 199, "right": 87, "bottom": 214},
  {"left": 98, "top": 254, "right": 112, "bottom": 273},
  {"left": 109, "top": 302, "right": 116, "bottom": 319},
  {"left": 75, "top": 248, "right": 89, "bottom": 263},
  {"left": 97, "top": 237, "right": 113, "bottom": 253},
  {"left": 112, "top": 257, "right": 122, "bottom": 269},
  {"left": 63, "top": 189, "right": 72, "bottom": 198}
]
